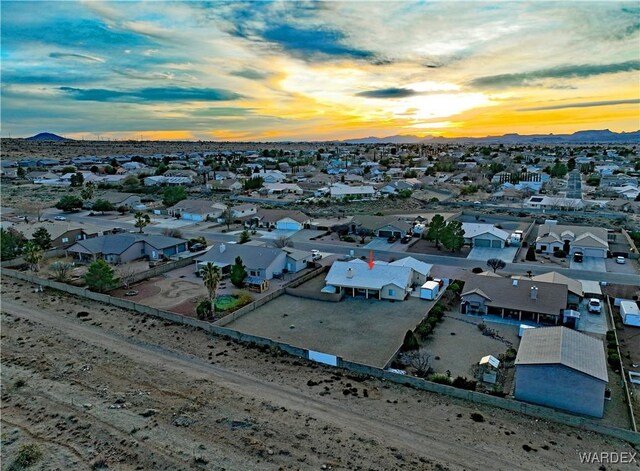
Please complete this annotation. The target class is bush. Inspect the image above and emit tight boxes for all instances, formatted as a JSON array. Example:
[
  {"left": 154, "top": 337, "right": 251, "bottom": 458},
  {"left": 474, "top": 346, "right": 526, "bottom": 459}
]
[
  {"left": 448, "top": 282, "right": 462, "bottom": 294},
  {"left": 472, "top": 267, "right": 484, "bottom": 274},
  {"left": 553, "top": 250, "right": 566, "bottom": 258},
  {"left": 9, "top": 444, "right": 42, "bottom": 470},
  {"left": 401, "top": 330, "right": 419, "bottom": 351},
  {"left": 470, "top": 412, "right": 484, "bottom": 422},
  {"left": 341, "top": 236, "right": 356, "bottom": 243},
  {"left": 477, "top": 322, "right": 486, "bottom": 331},
  {"left": 428, "top": 374, "right": 452, "bottom": 385},
  {"left": 415, "top": 322, "right": 433, "bottom": 339},
  {"left": 608, "top": 353, "right": 621, "bottom": 369},
  {"left": 452, "top": 376, "right": 477, "bottom": 391},
  {"left": 504, "top": 348, "right": 517, "bottom": 361}
]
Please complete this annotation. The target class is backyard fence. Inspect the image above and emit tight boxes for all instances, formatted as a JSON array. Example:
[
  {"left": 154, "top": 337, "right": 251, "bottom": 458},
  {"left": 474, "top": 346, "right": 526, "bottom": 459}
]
[{"left": 3, "top": 268, "right": 639, "bottom": 445}]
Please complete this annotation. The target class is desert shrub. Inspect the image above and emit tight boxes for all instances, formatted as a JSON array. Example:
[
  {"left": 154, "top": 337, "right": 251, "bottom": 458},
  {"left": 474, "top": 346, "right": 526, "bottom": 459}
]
[
  {"left": 196, "top": 299, "right": 211, "bottom": 320},
  {"left": 415, "top": 322, "right": 433, "bottom": 339},
  {"left": 452, "top": 376, "right": 477, "bottom": 391},
  {"left": 448, "top": 282, "right": 462, "bottom": 294},
  {"left": 470, "top": 413, "right": 485, "bottom": 422},
  {"left": 608, "top": 353, "right": 621, "bottom": 369},
  {"left": 553, "top": 250, "right": 566, "bottom": 258},
  {"left": 428, "top": 374, "right": 452, "bottom": 385},
  {"left": 471, "top": 267, "right": 484, "bottom": 274},
  {"left": 9, "top": 444, "right": 42, "bottom": 470},
  {"left": 341, "top": 236, "right": 356, "bottom": 243},
  {"left": 477, "top": 322, "right": 486, "bottom": 331},
  {"left": 401, "top": 330, "right": 419, "bottom": 351},
  {"left": 504, "top": 348, "right": 517, "bottom": 361}
]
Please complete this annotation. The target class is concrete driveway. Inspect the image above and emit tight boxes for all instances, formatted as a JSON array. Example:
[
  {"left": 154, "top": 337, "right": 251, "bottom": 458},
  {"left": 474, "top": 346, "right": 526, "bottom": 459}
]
[
  {"left": 570, "top": 257, "right": 606, "bottom": 272},
  {"left": 576, "top": 298, "right": 609, "bottom": 337},
  {"left": 467, "top": 246, "right": 518, "bottom": 262}
]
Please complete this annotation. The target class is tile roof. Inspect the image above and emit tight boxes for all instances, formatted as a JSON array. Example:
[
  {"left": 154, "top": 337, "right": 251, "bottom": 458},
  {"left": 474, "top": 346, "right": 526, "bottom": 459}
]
[{"left": 516, "top": 327, "right": 608, "bottom": 382}]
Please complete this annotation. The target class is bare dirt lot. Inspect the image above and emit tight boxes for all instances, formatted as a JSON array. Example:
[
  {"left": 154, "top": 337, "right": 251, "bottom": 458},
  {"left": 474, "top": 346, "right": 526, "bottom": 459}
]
[
  {"left": 225, "top": 275, "right": 434, "bottom": 368},
  {"left": 1, "top": 278, "right": 638, "bottom": 470}
]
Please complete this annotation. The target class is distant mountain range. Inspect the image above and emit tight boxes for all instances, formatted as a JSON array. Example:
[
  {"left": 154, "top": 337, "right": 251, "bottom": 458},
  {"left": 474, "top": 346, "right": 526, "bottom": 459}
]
[
  {"left": 25, "top": 132, "right": 70, "bottom": 141},
  {"left": 341, "top": 129, "right": 640, "bottom": 145}
]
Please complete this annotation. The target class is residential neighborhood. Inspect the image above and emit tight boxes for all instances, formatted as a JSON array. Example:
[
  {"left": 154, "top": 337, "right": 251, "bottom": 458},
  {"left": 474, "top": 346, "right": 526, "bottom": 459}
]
[{"left": 2, "top": 138, "right": 639, "bottom": 468}]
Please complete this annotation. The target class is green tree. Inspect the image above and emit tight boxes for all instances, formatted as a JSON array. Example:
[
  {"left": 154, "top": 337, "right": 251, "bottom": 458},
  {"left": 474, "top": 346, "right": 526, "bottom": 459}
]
[
  {"left": 239, "top": 229, "right": 251, "bottom": 244},
  {"left": 84, "top": 259, "right": 117, "bottom": 292},
  {"left": 117, "top": 205, "right": 128, "bottom": 215},
  {"left": 134, "top": 212, "right": 151, "bottom": 233},
  {"left": 230, "top": 256, "right": 247, "bottom": 288},
  {"left": 441, "top": 221, "right": 465, "bottom": 252},
  {"left": 22, "top": 241, "right": 43, "bottom": 272},
  {"left": 426, "top": 214, "right": 446, "bottom": 249},
  {"left": 402, "top": 330, "right": 419, "bottom": 351},
  {"left": 548, "top": 162, "right": 568, "bottom": 178},
  {"left": 16, "top": 167, "right": 26, "bottom": 179},
  {"left": 32, "top": 227, "right": 52, "bottom": 250},
  {"left": 200, "top": 263, "right": 221, "bottom": 318},
  {"left": 121, "top": 175, "right": 141, "bottom": 191},
  {"left": 243, "top": 176, "right": 264, "bottom": 190},
  {"left": 80, "top": 182, "right": 95, "bottom": 201},
  {"left": 92, "top": 199, "right": 115, "bottom": 214},
  {"left": 55, "top": 195, "right": 83, "bottom": 212},
  {"left": 0, "top": 228, "right": 23, "bottom": 260},
  {"left": 70, "top": 172, "right": 84, "bottom": 187},
  {"left": 223, "top": 207, "right": 233, "bottom": 230},
  {"left": 567, "top": 158, "right": 576, "bottom": 171},
  {"left": 525, "top": 246, "right": 537, "bottom": 261},
  {"left": 162, "top": 186, "right": 187, "bottom": 206}
]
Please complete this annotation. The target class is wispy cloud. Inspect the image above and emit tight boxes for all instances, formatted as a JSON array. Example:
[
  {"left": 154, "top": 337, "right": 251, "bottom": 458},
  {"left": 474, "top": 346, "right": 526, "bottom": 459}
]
[
  {"left": 230, "top": 69, "right": 269, "bottom": 80},
  {"left": 519, "top": 99, "right": 640, "bottom": 111},
  {"left": 59, "top": 86, "right": 243, "bottom": 102},
  {"left": 470, "top": 61, "right": 640, "bottom": 88},
  {"left": 49, "top": 52, "right": 105, "bottom": 63}
]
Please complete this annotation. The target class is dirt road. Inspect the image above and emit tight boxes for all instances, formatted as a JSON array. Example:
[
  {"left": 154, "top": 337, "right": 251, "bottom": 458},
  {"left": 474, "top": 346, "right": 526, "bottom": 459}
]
[{"left": 1, "top": 281, "right": 637, "bottom": 470}]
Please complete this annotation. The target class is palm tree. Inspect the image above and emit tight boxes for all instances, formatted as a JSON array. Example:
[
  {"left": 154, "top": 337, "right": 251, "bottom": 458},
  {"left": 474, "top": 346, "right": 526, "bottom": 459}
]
[
  {"left": 200, "top": 263, "right": 221, "bottom": 318},
  {"left": 22, "top": 241, "right": 43, "bottom": 272}
]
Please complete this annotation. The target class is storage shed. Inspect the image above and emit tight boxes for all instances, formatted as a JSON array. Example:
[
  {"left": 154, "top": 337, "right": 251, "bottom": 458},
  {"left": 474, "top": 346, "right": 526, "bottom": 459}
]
[
  {"left": 515, "top": 327, "right": 608, "bottom": 417},
  {"left": 620, "top": 300, "right": 640, "bottom": 327},
  {"left": 420, "top": 281, "right": 440, "bottom": 300}
]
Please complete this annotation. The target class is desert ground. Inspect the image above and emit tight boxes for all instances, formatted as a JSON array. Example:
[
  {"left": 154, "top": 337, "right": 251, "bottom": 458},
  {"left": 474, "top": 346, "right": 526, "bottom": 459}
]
[{"left": 1, "top": 278, "right": 638, "bottom": 471}]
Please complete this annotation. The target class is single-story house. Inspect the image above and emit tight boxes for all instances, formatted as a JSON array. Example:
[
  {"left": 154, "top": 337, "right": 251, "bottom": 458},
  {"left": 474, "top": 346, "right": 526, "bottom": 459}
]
[
  {"left": 230, "top": 204, "right": 258, "bottom": 219},
  {"left": 259, "top": 183, "right": 303, "bottom": 195},
  {"left": 515, "top": 326, "right": 608, "bottom": 417},
  {"left": 388, "top": 257, "right": 433, "bottom": 286},
  {"left": 350, "top": 215, "right": 414, "bottom": 238},
  {"left": 329, "top": 183, "right": 376, "bottom": 199},
  {"left": 524, "top": 195, "right": 584, "bottom": 211},
  {"left": 248, "top": 209, "right": 310, "bottom": 231},
  {"left": 529, "top": 272, "right": 583, "bottom": 308},
  {"left": 195, "top": 243, "right": 286, "bottom": 280},
  {"left": 67, "top": 234, "right": 188, "bottom": 264},
  {"left": 460, "top": 274, "right": 569, "bottom": 324},
  {"left": 167, "top": 199, "right": 227, "bottom": 221},
  {"left": 14, "top": 221, "right": 107, "bottom": 249},
  {"left": 208, "top": 179, "right": 243, "bottom": 192},
  {"left": 535, "top": 224, "right": 609, "bottom": 258},
  {"left": 324, "top": 260, "right": 412, "bottom": 301},
  {"left": 256, "top": 170, "right": 286, "bottom": 183},
  {"left": 282, "top": 247, "right": 314, "bottom": 273},
  {"left": 461, "top": 223, "right": 510, "bottom": 248},
  {"left": 94, "top": 192, "right": 142, "bottom": 209}
]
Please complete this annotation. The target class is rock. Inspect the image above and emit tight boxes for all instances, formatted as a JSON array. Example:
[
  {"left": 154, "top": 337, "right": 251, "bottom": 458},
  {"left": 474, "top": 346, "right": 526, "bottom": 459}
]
[
  {"left": 267, "top": 449, "right": 274, "bottom": 456},
  {"left": 82, "top": 403, "right": 93, "bottom": 410},
  {"left": 173, "top": 415, "right": 194, "bottom": 427},
  {"left": 140, "top": 409, "right": 159, "bottom": 418}
]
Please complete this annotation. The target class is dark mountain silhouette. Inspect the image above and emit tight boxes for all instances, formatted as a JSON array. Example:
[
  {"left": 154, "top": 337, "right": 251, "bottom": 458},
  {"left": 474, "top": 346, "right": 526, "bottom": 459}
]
[
  {"left": 25, "top": 132, "right": 70, "bottom": 141},
  {"left": 341, "top": 129, "right": 640, "bottom": 144}
]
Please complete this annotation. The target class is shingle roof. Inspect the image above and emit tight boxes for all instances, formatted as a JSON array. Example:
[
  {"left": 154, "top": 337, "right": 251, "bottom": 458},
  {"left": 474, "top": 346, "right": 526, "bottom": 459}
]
[
  {"left": 461, "top": 222, "right": 510, "bottom": 240},
  {"left": 389, "top": 257, "right": 432, "bottom": 276},
  {"left": 196, "top": 243, "right": 283, "bottom": 269},
  {"left": 351, "top": 215, "right": 414, "bottom": 232},
  {"left": 325, "top": 261, "right": 412, "bottom": 290},
  {"left": 254, "top": 209, "right": 310, "bottom": 224},
  {"left": 530, "top": 272, "right": 583, "bottom": 298},
  {"left": 70, "top": 234, "right": 185, "bottom": 255},
  {"left": 282, "top": 247, "right": 312, "bottom": 261},
  {"left": 516, "top": 327, "right": 608, "bottom": 382},
  {"left": 461, "top": 274, "right": 567, "bottom": 316}
]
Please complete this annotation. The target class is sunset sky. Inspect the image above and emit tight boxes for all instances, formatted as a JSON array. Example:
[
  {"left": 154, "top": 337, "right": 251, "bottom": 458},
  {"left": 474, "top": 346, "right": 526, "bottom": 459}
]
[{"left": 2, "top": 1, "right": 639, "bottom": 141}]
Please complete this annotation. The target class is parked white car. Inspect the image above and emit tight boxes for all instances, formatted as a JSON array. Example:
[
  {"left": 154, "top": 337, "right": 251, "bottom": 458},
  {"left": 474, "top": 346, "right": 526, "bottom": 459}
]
[
  {"left": 311, "top": 249, "right": 322, "bottom": 261},
  {"left": 616, "top": 256, "right": 626, "bottom": 264},
  {"left": 54, "top": 215, "right": 66, "bottom": 221},
  {"left": 588, "top": 298, "right": 602, "bottom": 314}
]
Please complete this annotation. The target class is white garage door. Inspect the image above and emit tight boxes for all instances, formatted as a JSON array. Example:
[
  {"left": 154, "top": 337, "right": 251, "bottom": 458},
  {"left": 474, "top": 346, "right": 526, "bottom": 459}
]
[{"left": 583, "top": 248, "right": 605, "bottom": 258}]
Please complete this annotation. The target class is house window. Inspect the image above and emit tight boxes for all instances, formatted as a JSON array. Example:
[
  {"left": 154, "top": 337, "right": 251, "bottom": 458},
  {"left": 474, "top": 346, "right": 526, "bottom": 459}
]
[
  {"left": 249, "top": 270, "right": 258, "bottom": 276},
  {"left": 540, "top": 245, "right": 547, "bottom": 251},
  {"left": 62, "top": 237, "right": 69, "bottom": 243},
  {"left": 388, "top": 288, "right": 396, "bottom": 296},
  {"left": 75, "top": 234, "right": 83, "bottom": 240}
]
